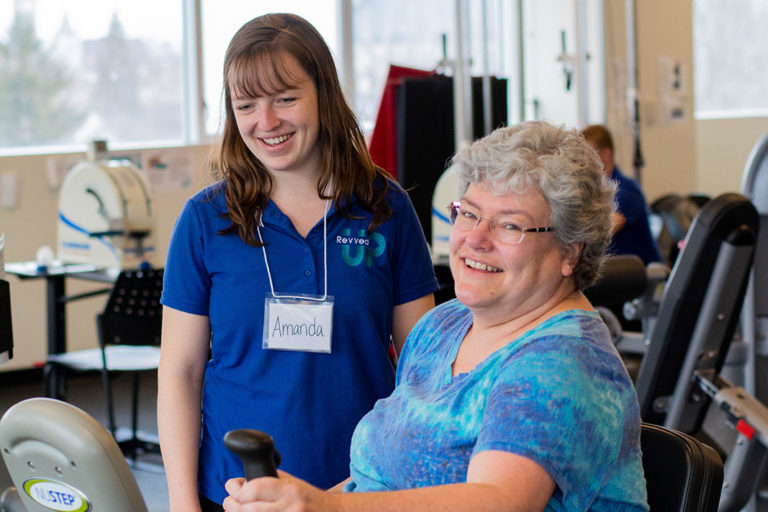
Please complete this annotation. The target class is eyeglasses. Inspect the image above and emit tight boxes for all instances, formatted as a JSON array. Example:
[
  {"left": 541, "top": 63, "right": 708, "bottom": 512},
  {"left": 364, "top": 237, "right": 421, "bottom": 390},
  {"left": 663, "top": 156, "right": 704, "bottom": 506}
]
[{"left": 447, "top": 201, "right": 554, "bottom": 245}]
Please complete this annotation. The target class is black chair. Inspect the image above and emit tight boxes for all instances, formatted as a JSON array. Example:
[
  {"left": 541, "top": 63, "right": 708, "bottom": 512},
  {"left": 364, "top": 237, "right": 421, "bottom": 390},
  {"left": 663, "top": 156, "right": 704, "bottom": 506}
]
[
  {"left": 583, "top": 254, "right": 649, "bottom": 309},
  {"left": 583, "top": 254, "right": 652, "bottom": 359},
  {"left": 433, "top": 263, "right": 456, "bottom": 305},
  {"left": 48, "top": 268, "right": 163, "bottom": 460},
  {"left": 650, "top": 193, "right": 706, "bottom": 268},
  {"left": 641, "top": 423, "right": 723, "bottom": 512}
]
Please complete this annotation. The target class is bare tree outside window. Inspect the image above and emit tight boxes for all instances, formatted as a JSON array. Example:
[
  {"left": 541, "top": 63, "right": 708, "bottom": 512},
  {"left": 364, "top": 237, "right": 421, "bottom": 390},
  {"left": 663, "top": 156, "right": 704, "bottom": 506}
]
[
  {"left": 0, "top": 0, "right": 184, "bottom": 152},
  {"left": 0, "top": 11, "right": 85, "bottom": 147}
]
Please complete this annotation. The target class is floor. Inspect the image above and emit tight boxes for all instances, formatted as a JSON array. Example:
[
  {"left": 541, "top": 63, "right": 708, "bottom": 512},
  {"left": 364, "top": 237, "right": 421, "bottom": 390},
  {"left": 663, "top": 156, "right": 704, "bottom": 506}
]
[{"left": 0, "top": 369, "right": 169, "bottom": 511}]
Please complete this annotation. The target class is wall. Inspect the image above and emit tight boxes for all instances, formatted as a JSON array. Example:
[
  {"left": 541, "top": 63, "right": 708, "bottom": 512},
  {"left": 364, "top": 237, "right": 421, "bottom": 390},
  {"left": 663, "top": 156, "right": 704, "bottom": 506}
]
[
  {"left": 604, "top": 0, "right": 766, "bottom": 204},
  {"left": 696, "top": 117, "right": 768, "bottom": 197},
  {"left": 604, "top": 0, "right": 696, "bottom": 203},
  {"left": 0, "top": 145, "right": 214, "bottom": 371},
  {"left": 634, "top": 0, "right": 698, "bottom": 201}
]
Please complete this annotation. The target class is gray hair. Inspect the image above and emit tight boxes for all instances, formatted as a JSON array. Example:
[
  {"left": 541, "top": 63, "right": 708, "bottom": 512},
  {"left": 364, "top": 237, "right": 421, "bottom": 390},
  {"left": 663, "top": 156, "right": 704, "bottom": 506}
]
[{"left": 452, "top": 120, "right": 616, "bottom": 289}]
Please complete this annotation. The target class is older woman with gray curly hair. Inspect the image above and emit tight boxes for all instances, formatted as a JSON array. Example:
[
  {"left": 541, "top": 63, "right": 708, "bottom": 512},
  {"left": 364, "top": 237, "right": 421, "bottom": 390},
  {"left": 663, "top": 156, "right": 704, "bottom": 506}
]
[
  {"left": 453, "top": 119, "right": 615, "bottom": 291},
  {"left": 224, "top": 121, "right": 649, "bottom": 512}
]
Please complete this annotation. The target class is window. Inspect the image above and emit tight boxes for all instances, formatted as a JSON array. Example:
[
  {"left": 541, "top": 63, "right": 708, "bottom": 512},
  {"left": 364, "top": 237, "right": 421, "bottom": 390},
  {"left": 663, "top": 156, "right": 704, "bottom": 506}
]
[
  {"left": 0, "top": 0, "right": 184, "bottom": 152},
  {"left": 350, "top": 0, "right": 454, "bottom": 132},
  {"left": 693, "top": 0, "right": 768, "bottom": 118},
  {"left": 0, "top": 1, "right": 604, "bottom": 155}
]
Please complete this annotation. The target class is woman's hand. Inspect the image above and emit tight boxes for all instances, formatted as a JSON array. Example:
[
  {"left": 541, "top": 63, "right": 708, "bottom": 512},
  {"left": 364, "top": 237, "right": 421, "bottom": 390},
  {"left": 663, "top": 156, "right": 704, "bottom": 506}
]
[{"left": 223, "top": 471, "right": 327, "bottom": 511}]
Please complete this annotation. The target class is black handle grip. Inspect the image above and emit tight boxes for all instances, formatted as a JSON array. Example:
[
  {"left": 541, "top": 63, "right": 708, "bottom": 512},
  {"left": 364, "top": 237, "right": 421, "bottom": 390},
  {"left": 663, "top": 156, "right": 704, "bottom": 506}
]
[{"left": 224, "top": 429, "right": 280, "bottom": 480}]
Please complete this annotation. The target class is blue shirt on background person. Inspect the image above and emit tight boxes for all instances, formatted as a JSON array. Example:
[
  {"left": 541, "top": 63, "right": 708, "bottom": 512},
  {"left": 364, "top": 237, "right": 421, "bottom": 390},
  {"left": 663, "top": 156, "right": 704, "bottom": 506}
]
[
  {"left": 582, "top": 125, "right": 661, "bottom": 265},
  {"left": 609, "top": 165, "right": 662, "bottom": 265}
]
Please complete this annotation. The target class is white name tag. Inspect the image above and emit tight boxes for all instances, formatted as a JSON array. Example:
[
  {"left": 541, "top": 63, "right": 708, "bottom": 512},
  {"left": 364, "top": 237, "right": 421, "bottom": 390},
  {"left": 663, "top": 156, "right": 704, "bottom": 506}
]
[{"left": 263, "top": 294, "right": 334, "bottom": 353}]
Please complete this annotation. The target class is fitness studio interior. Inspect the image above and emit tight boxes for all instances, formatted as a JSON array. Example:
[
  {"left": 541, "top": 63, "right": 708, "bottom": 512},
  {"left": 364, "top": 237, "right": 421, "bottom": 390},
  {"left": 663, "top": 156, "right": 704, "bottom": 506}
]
[{"left": 2, "top": 1, "right": 768, "bottom": 511}]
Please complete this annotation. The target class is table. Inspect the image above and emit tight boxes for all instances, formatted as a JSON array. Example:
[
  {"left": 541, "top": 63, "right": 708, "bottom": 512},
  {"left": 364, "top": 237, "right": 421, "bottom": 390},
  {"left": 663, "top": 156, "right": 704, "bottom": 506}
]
[{"left": 4, "top": 261, "right": 118, "bottom": 398}]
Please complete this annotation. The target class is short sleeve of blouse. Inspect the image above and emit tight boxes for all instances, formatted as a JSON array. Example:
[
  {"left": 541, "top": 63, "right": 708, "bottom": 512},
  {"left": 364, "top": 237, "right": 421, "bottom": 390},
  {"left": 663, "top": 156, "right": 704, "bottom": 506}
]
[
  {"left": 160, "top": 196, "right": 212, "bottom": 316},
  {"left": 475, "top": 336, "right": 632, "bottom": 497}
]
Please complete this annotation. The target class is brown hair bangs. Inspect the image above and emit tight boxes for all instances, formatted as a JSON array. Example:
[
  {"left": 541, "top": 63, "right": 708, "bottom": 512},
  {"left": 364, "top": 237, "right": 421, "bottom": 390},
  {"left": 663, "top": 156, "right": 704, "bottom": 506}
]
[{"left": 227, "top": 49, "right": 307, "bottom": 100}]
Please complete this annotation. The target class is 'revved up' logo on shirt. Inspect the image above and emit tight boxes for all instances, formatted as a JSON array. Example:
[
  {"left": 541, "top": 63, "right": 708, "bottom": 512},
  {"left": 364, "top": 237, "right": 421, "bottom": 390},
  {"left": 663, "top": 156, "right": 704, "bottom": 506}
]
[{"left": 337, "top": 228, "right": 385, "bottom": 267}]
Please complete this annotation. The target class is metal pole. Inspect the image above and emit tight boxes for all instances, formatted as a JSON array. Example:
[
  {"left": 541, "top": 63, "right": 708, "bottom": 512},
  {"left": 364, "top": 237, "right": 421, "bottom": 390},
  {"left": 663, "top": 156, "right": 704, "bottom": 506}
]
[
  {"left": 575, "top": 0, "right": 590, "bottom": 127},
  {"left": 339, "top": 0, "right": 356, "bottom": 107},
  {"left": 481, "top": 0, "right": 492, "bottom": 136},
  {"left": 453, "top": 0, "right": 473, "bottom": 149},
  {"left": 182, "top": 0, "right": 204, "bottom": 142},
  {"left": 515, "top": 0, "right": 525, "bottom": 122},
  {"left": 625, "top": 0, "right": 644, "bottom": 183}
]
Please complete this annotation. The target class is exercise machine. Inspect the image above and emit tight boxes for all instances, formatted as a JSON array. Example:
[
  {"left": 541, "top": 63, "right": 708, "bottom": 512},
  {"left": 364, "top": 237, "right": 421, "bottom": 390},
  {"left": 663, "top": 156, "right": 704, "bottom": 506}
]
[
  {"left": 588, "top": 191, "right": 768, "bottom": 511},
  {"left": 630, "top": 192, "right": 768, "bottom": 511},
  {"left": 57, "top": 140, "right": 156, "bottom": 269},
  {"left": 0, "top": 398, "right": 147, "bottom": 511},
  {"left": 0, "top": 396, "right": 278, "bottom": 512}
]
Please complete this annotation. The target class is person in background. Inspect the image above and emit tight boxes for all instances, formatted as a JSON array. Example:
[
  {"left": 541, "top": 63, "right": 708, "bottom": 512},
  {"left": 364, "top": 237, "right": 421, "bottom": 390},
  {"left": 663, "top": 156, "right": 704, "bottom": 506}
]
[
  {"left": 158, "top": 13, "right": 438, "bottom": 512},
  {"left": 582, "top": 124, "right": 661, "bottom": 265},
  {"left": 223, "top": 121, "right": 649, "bottom": 512}
]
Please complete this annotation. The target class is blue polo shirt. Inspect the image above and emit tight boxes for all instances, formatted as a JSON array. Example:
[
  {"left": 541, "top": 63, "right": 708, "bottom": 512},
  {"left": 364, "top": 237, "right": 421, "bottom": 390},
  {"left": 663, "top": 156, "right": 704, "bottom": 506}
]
[{"left": 161, "top": 179, "right": 438, "bottom": 503}]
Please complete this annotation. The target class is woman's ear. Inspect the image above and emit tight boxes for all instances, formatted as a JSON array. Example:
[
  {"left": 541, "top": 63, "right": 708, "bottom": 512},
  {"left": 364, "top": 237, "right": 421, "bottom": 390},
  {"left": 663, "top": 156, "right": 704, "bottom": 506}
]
[{"left": 561, "top": 243, "right": 584, "bottom": 276}]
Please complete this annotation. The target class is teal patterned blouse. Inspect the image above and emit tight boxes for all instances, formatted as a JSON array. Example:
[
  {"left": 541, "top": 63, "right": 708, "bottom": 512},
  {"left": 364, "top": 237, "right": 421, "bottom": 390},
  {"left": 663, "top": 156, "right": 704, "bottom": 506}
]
[{"left": 345, "top": 299, "right": 648, "bottom": 511}]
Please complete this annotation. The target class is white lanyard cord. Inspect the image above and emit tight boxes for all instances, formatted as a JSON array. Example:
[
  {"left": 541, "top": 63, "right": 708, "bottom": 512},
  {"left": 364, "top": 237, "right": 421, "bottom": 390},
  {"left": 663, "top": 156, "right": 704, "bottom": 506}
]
[{"left": 257, "top": 199, "right": 330, "bottom": 302}]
